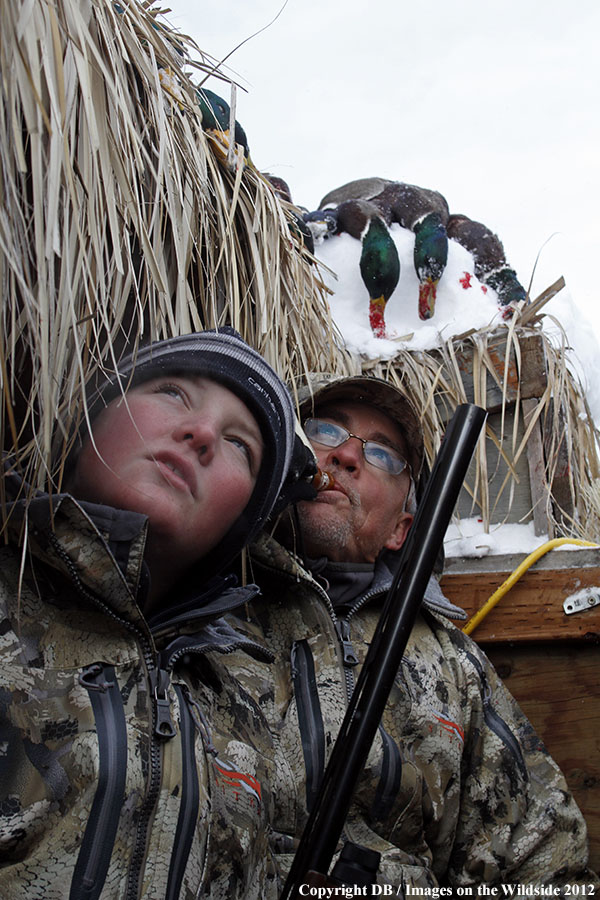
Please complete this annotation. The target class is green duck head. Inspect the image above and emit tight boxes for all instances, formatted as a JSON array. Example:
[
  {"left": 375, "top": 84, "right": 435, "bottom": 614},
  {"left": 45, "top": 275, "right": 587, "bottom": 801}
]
[
  {"left": 413, "top": 212, "right": 448, "bottom": 320},
  {"left": 197, "top": 88, "right": 250, "bottom": 157},
  {"left": 485, "top": 267, "right": 527, "bottom": 318},
  {"left": 359, "top": 217, "right": 400, "bottom": 338}
]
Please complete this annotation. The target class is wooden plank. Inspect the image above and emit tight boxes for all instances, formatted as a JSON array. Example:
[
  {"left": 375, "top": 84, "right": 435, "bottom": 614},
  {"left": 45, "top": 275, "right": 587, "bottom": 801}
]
[
  {"left": 437, "top": 330, "right": 547, "bottom": 414},
  {"left": 522, "top": 398, "right": 552, "bottom": 537},
  {"left": 544, "top": 400, "right": 575, "bottom": 528},
  {"left": 441, "top": 550, "right": 600, "bottom": 642},
  {"left": 519, "top": 332, "right": 548, "bottom": 398},
  {"left": 485, "top": 643, "right": 600, "bottom": 873},
  {"left": 455, "top": 405, "right": 534, "bottom": 525},
  {"left": 432, "top": 331, "right": 551, "bottom": 530},
  {"left": 518, "top": 276, "right": 566, "bottom": 326}
]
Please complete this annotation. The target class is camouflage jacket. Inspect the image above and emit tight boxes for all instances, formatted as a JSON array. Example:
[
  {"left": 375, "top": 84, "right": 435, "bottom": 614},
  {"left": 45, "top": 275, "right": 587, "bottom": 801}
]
[
  {"left": 0, "top": 482, "right": 279, "bottom": 900},
  {"left": 227, "top": 532, "right": 598, "bottom": 894}
]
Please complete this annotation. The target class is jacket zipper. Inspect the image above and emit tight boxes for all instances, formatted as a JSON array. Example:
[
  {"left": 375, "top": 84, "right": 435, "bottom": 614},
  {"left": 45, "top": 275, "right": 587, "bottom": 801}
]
[
  {"left": 46, "top": 531, "right": 178, "bottom": 900},
  {"left": 273, "top": 568, "right": 345, "bottom": 805},
  {"left": 334, "top": 617, "right": 359, "bottom": 701},
  {"left": 465, "top": 650, "right": 528, "bottom": 782},
  {"left": 322, "top": 585, "right": 404, "bottom": 823},
  {"left": 164, "top": 684, "right": 200, "bottom": 900},
  {"left": 165, "top": 638, "right": 275, "bottom": 666},
  {"left": 340, "top": 614, "right": 403, "bottom": 822},
  {"left": 126, "top": 666, "right": 177, "bottom": 900},
  {"left": 346, "top": 590, "right": 405, "bottom": 821},
  {"left": 70, "top": 663, "right": 128, "bottom": 900},
  {"left": 371, "top": 724, "right": 403, "bottom": 822},
  {"left": 275, "top": 559, "right": 403, "bottom": 812},
  {"left": 290, "top": 639, "right": 326, "bottom": 812}
]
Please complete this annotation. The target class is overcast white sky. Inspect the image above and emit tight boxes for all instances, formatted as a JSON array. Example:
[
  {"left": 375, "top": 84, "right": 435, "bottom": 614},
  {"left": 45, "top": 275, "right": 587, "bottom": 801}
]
[{"left": 167, "top": 0, "right": 600, "bottom": 338}]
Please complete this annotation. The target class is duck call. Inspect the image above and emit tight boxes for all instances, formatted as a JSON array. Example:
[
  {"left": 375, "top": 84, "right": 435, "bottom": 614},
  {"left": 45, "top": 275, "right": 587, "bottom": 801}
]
[{"left": 311, "top": 468, "right": 335, "bottom": 492}]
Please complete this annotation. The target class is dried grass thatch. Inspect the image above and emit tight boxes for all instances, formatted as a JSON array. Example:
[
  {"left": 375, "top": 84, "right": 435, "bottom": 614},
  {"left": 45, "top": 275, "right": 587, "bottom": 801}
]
[
  {"left": 0, "top": 0, "right": 352, "bottom": 501},
  {"left": 3, "top": 0, "right": 599, "bottom": 546}
]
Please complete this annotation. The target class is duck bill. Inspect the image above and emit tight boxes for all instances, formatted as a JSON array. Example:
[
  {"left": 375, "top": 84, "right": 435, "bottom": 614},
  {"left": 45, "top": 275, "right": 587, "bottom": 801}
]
[
  {"left": 206, "top": 129, "right": 251, "bottom": 168},
  {"left": 206, "top": 127, "right": 230, "bottom": 156},
  {"left": 369, "top": 296, "right": 387, "bottom": 338},
  {"left": 418, "top": 279, "right": 438, "bottom": 320}
]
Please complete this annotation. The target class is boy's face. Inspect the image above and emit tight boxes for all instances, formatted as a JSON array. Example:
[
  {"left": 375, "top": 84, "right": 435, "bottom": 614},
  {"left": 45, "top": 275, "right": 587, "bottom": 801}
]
[{"left": 70, "top": 376, "right": 263, "bottom": 574}]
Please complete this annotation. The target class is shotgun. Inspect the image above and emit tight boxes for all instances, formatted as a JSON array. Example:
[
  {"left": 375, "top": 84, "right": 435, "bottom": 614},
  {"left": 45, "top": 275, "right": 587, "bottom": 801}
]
[{"left": 280, "top": 402, "right": 487, "bottom": 898}]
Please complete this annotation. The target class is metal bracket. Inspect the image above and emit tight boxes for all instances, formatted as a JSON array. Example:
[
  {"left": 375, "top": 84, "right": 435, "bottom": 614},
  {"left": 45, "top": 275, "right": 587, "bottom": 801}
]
[{"left": 563, "top": 587, "right": 600, "bottom": 615}]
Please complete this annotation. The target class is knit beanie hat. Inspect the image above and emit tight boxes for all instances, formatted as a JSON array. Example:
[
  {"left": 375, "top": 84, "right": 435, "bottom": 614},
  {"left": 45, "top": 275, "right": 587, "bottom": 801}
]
[{"left": 85, "top": 328, "right": 299, "bottom": 576}]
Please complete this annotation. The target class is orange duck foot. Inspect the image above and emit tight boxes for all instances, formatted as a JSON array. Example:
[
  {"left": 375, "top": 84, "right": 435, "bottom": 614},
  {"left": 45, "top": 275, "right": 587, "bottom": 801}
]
[{"left": 369, "top": 298, "right": 387, "bottom": 338}]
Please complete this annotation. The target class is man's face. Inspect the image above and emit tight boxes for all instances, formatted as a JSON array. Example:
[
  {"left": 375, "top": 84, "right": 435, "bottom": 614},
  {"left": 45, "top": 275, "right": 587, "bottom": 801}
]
[
  {"left": 70, "top": 376, "right": 263, "bottom": 572},
  {"left": 298, "top": 400, "right": 413, "bottom": 563}
]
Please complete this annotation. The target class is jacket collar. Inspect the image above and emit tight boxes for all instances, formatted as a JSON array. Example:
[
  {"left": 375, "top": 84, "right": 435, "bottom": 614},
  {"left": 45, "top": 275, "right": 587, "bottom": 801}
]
[
  {"left": 250, "top": 530, "right": 466, "bottom": 620},
  {"left": 5, "top": 468, "right": 149, "bottom": 621},
  {"left": 3, "top": 467, "right": 261, "bottom": 636}
]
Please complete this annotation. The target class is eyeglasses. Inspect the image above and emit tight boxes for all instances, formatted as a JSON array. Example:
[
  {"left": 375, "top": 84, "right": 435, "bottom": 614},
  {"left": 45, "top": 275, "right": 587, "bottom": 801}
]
[{"left": 303, "top": 418, "right": 408, "bottom": 476}]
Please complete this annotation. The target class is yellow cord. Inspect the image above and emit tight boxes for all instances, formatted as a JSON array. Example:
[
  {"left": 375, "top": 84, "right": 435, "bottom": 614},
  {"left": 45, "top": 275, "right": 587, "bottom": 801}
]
[{"left": 462, "top": 538, "right": 600, "bottom": 635}]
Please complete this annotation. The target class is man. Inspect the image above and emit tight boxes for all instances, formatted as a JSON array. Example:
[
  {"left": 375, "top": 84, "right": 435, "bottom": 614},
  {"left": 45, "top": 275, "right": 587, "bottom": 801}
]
[
  {"left": 228, "top": 373, "right": 599, "bottom": 893},
  {"left": 0, "top": 329, "right": 305, "bottom": 899}
]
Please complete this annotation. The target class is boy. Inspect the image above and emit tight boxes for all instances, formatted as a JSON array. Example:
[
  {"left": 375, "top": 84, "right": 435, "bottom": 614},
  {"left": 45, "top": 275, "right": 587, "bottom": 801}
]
[{"left": 0, "top": 329, "right": 304, "bottom": 899}]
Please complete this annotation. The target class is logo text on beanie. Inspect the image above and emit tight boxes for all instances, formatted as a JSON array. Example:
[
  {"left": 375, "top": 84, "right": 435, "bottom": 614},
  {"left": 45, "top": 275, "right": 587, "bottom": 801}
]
[{"left": 248, "top": 377, "right": 281, "bottom": 425}]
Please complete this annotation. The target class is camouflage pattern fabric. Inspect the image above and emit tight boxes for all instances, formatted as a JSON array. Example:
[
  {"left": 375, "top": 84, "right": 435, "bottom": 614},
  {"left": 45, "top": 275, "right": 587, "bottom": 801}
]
[
  {"left": 0, "top": 490, "right": 279, "bottom": 899},
  {"left": 226, "top": 531, "right": 599, "bottom": 893}
]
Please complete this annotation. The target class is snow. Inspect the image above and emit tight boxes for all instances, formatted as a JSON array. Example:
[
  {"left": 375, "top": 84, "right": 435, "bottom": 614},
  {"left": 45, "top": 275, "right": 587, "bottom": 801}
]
[
  {"left": 445, "top": 518, "right": 548, "bottom": 558},
  {"left": 445, "top": 517, "right": 599, "bottom": 559},
  {"left": 540, "top": 287, "right": 600, "bottom": 428},
  {"left": 171, "top": 0, "right": 600, "bottom": 350}
]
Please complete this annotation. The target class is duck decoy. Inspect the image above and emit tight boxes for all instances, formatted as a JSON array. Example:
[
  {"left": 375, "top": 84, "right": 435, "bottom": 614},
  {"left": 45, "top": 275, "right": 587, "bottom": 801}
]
[{"left": 197, "top": 87, "right": 250, "bottom": 159}]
